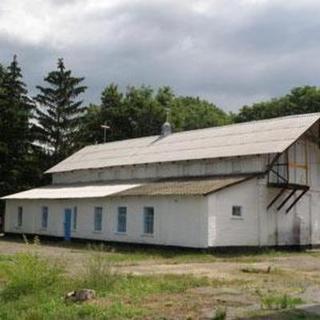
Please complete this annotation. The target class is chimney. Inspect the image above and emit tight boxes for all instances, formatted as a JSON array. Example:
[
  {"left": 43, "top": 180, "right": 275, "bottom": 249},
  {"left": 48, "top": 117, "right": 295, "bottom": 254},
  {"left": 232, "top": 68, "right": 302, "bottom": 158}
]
[
  {"left": 161, "top": 108, "right": 172, "bottom": 137},
  {"left": 161, "top": 121, "right": 172, "bottom": 137}
]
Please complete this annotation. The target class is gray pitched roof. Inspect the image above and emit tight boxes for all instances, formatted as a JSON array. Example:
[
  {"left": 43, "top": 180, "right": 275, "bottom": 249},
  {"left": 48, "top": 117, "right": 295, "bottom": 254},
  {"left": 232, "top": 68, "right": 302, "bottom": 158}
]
[
  {"left": 115, "top": 177, "right": 249, "bottom": 196},
  {"left": 1, "top": 183, "right": 140, "bottom": 200},
  {"left": 2, "top": 177, "right": 249, "bottom": 199},
  {"left": 46, "top": 113, "right": 320, "bottom": 173}
]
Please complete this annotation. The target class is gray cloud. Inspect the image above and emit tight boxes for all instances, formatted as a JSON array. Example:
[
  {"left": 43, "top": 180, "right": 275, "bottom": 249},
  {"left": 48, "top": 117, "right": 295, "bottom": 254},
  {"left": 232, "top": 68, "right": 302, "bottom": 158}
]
[{"left": 0, "top": 0, "right": 320, "bottom": 111}]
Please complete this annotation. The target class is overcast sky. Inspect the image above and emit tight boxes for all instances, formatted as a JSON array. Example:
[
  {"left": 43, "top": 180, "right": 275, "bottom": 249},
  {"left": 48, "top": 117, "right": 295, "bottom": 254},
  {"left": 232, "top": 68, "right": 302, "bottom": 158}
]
[{"left": 1, "top": 0, "right": 320, "bottom": 111}]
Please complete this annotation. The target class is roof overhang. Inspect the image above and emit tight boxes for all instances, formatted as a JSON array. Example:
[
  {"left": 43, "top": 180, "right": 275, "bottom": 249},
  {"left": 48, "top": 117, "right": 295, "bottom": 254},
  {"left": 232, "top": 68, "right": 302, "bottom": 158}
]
[
  {"left": 2, "top": 176, "right": 254, "bottom": 200},
  {"left": 1, "top": 183, "right": 140, "bottom": 200}
]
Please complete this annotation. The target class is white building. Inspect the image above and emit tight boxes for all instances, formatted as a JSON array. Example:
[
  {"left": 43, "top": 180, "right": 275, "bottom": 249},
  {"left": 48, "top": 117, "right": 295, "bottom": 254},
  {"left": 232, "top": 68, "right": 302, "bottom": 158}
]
[{"left": 2, "top": 113, "right": 320, "bottom": 248}]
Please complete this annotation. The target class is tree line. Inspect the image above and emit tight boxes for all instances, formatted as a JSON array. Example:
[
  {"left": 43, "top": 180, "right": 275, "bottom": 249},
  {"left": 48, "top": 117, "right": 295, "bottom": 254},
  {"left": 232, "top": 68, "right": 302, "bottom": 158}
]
[{"left": 1, "top": 56, "right": 320, "bottom": 205}]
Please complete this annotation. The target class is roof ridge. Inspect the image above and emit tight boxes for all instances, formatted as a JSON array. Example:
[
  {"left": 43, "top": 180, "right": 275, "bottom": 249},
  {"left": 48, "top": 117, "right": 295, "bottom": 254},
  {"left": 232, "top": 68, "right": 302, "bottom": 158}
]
[
  {"left": 83, "top": 112, "right": 320, "bottom": 148},
  {"left": 164, "top": 112, "right": 320, "bottom": 138}
]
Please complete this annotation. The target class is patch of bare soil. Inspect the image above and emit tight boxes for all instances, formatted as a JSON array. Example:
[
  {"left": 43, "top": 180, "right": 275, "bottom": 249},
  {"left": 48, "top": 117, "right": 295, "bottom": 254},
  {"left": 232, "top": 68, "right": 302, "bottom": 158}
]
[{"left": 133, "top": 287, "right": 259, "bottom": 320}]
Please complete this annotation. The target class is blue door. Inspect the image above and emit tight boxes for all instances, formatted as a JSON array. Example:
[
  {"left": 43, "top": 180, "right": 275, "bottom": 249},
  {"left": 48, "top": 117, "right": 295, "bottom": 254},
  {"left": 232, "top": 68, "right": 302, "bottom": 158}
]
[{"left": 64, "top": 209, "right": 72, "bottom": 241}]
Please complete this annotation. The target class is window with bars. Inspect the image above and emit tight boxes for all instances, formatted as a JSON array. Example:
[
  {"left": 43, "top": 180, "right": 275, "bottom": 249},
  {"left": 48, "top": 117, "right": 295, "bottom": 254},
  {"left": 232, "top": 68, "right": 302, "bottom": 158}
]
[
  {"left": 143, "top": 207, "right": 154, "bottom": 234},
  {"left": 232, "top": 205, "right": 242, "bottom": 217},
  {"left": 94, "top": 207, "right": 103, "bottom": 231},
  {"left": 17, "top": 207, "right": 23, "bottom": 227},
  {"left": 41, "top": 206, "right": 48, "bottom": 229},
  {"left": 117, "top": 207, "right": 127, "bottom": 233}
]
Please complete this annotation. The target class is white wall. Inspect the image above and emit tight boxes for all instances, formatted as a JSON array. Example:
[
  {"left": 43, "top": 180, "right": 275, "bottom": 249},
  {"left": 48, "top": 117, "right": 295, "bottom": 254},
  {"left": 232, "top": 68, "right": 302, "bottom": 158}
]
[
  {"left": 5, "top": 195, "right": 208, "bottom": 248},
  {"left": 263, "top": 130, "right": 320, "bottom": 246},
  {"left": 52, "top": 156, "right": 267, "bottom": 184},
  {"left": 206, "top": 175, "right": 320, "bottom": 248},
  {"left": 257, "top": 180, "right": 320, "bottom": 247},
  {"left": 207, "top": 178, "right": 260, "bottom": 247}
]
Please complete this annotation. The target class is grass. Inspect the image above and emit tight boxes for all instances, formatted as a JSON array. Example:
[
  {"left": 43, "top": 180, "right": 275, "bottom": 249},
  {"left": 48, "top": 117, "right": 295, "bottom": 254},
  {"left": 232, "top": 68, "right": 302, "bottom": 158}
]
[
  {"left": 73, "top": 242, "right": 317, "bottom": 265},
  {"left": 2, "top": 238, "right": 320, "bottom": 319},
  {"left": 2, "top": 236, "right": 318, "bottom": 265},
  {"left": 246, "top": 309, "right": 320, "bottom": 320},
  {"left": 0, "top": 247, "right": 216, "bottom": 320},
  {"left": 259, "top": 293, "right": 303, "bottom": 310},
  {"left": 212, "top": 307, "right": 227, "bottom": 320}
]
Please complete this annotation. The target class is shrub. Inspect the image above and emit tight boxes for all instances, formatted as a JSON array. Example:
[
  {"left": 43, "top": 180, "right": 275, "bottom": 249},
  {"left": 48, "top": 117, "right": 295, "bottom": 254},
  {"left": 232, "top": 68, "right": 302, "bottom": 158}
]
[{"left": 0, "top": 252, "right": 63, "bottom": 301}]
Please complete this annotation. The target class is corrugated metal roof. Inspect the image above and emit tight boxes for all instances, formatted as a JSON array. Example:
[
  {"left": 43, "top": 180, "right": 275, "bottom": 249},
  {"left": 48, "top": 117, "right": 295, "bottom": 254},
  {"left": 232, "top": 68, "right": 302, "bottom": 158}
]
[
  {"left": 115, "top": 177, "right": 249, "bottom": 196},
  {"left": 47, "top": 113, "right": 320, "bottom": 173},
  {"left": 1, "top": 177, "right": 249, "bottom": 199},
  {"left": 1, "top": 183, "right": 140, "bottom": 200}
]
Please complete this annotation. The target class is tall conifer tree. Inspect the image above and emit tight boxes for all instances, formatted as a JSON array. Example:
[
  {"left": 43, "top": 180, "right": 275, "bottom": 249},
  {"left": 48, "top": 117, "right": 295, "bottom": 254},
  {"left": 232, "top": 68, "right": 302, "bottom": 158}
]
[
  {"left": 35, "top": 58, "right": 87, "bottom": 163},
  {"left": 0, "top": 56, "right": 34, "bottom": 199}
]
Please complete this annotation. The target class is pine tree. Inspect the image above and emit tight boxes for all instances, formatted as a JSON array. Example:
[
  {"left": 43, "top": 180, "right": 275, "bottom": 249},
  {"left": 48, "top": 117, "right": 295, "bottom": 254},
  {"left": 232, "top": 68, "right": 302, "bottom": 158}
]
[
  {"left": 35, "top": 58, "right": 87, "bottom": 163},
  {"left": 0, "top": 56, "right": 35, "bottom": 199}
]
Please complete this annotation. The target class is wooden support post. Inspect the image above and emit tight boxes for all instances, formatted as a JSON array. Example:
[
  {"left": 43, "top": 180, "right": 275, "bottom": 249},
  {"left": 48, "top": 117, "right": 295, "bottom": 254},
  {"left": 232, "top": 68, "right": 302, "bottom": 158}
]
[
  {"left": 277, "top": 189, "right": 296, "bottom": 211},
  {"left": 285, "top": 188, "right": 309, "bottom": 214},
  {"left": 267, "top": 188, "right": 286, "bottom": 210}
]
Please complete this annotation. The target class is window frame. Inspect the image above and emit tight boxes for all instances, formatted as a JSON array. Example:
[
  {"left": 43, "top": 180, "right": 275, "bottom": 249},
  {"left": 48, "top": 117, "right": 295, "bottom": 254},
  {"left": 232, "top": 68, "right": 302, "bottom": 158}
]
[
  {"left": 41, "top": 206, "right": 49, "bottom": 229},
  {"left": 94, "top": 207, "right": 103, "bottom": 232},
  {"left": 232, "top": 205, "right": 243, "bottom": 218},
  {"left": 143, "top": 207, "right": 154, "bottom": 235},
  {"left": 117, "top": 207, "right": 127, "bottom": 233}
]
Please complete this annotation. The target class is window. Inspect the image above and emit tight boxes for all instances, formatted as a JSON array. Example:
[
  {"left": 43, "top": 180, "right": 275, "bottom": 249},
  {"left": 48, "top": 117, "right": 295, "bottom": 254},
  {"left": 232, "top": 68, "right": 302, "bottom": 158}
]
[
  {"left": 73, "top": 206, "right": 77, "bottom": 230},
  {"left": 41, "top": 206, "right": 48, "bottom": 229},
  {"left": 232, "top": 205, "right": 242, "bottom": 217},
  {"left": 143, "top": 207, "right": 154, "bottom": 234},
  {"left": 17, "top": 207, "right": 23, "bottom": 227},
  {"left": 94, "top": 207, "right": 103, "bottom": 231},
  {"left": 117, "top": 207, "right": 127, "bottom": 233}
]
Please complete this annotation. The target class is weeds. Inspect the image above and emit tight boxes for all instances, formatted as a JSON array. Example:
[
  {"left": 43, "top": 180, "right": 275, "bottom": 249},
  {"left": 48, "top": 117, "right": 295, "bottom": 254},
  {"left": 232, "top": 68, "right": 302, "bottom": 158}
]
[
  {"left": 0, "top": 244, "right": 213, "bottom": 319},
  {"left": 260, "top": 293, "right": 303, "bottom": 310},
  {"left": 0, "top": 252, "right": 63, "bottom": 301},
  {"left": 78, "top": 248, "right": 118, "bottom": 291},
  {"left": 212, "top": 307, "right": 227, "bottom": 320}
]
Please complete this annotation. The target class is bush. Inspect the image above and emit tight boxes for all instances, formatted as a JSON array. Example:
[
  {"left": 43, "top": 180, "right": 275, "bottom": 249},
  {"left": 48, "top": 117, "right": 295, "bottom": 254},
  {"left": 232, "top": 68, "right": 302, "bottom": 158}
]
[{"left": 0, "top": 252, "right": 63, "bottom": 301}]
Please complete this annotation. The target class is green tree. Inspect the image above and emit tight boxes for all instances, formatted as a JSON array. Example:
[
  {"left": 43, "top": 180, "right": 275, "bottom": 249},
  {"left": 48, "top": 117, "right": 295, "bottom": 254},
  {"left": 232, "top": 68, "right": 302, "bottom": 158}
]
[
  {"left": 80, "top": 84, "right": 229, "bottom": 146},
  {"left": 171, "top": 96, "right": 230, "bottom": 131},
  {"left": 235, "top": 86, "right": 320, "bottom": 122},
  {"left": 35, "top": 58, "right": 87, "bottom": 163},
  {"left": 76, "top": 104, "right": 102, "bottom": 146},
  {"left": 122, "top": 85, "right": 166, "bottom": 138},
  {"left": 0, "top": 56, "right": 35, "bottom": 200}
]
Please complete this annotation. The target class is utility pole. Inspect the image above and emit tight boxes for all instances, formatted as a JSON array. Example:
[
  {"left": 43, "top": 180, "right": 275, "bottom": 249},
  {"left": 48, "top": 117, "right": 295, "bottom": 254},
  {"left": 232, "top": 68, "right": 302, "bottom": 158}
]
[{"left": 101, "top": 124, "right": 111, "bottom": 143}]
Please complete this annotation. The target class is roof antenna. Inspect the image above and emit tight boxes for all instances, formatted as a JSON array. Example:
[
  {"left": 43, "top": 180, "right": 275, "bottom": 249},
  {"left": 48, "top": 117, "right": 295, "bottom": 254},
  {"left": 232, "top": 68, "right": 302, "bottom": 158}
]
[{"left": 161, "top": 108, "right": 172, "bottom": 137}]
